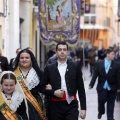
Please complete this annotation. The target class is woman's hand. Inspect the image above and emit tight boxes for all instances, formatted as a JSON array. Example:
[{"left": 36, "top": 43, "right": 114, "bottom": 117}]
[{"left": 45, "top": 84, "right": 52, "bottom": 90}]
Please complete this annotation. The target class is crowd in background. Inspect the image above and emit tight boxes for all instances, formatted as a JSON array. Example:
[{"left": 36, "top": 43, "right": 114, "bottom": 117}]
[
  {"left": 0, "top": 43, "right": 120, "bottom": 120},
  {"left": 46, "top": 43, "right": 120, "bottom": 102}
]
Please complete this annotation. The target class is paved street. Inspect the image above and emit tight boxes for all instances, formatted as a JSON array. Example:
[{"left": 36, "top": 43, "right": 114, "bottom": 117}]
[{"left": 78, "top": 67, "right": 120, "bottom": 120}]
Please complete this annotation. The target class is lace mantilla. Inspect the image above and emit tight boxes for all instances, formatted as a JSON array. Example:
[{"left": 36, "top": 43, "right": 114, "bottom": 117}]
[
  {"left": 25, "top": 68, "right": 40, "bottom": 90},
  {"left": 2, "top": 91, "right": 24, "bottom": 112}
]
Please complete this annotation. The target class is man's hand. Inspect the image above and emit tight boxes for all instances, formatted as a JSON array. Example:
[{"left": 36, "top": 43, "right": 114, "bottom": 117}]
[
  {"left": 79, "top": 110, "right": 86, "bottom": 119},
  {"left": 45, "top": 84, "right": 52, "bottom": 90},
  {"left": 54, "top": 89, "right": 64, "bottom": 98},
  {"left": 117, "top": 89, "right": 120, "bottom": 92}
]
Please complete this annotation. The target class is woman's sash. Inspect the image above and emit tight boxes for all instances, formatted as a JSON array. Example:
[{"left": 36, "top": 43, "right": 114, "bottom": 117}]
[
  {"left": 0, "top": 92, "right": 19, "bottom": 120},
  {"left": 14, "top": 67, "right": 45, "bottom": 120}
]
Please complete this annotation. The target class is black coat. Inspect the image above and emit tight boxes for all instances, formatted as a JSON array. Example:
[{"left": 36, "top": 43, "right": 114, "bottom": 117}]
[
  {"left": 9, "top": 58, "right": 15, "bottom": 70},
  {"left": 98, "top": 49, "right": 106, "bottom": 60},
  {"left": 89, "top": 60, "right": 120, "bottom": 91},
  {"left": 0, "top": 56, "right": 9, "bottom": 71},
  {"left": 42, "top": 61, "right": 86, "bottom": 110}
]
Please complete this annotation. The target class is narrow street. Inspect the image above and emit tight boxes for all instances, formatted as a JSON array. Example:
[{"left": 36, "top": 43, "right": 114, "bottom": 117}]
[{"left": 78, "top": 67, "right": 120, "bottom": 120}]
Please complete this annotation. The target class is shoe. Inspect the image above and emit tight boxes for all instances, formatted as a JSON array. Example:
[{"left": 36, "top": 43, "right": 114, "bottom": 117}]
[
  {"left": 107, "top": 119, "right": 115, "bottom": 120},
  {"left": 98, "top": 113, "right": 102, "bottom": 119}
]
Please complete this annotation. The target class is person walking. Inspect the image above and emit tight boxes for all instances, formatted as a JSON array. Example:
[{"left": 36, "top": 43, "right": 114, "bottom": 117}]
[
  {"left": 89, "top": 47, "right": 120, "bottom": 120},
  {"left": 0, "top": 48, "right": 9, "bottom": 72},
  {"left": 9, "top": 48, "right": 21, "bottom": 70},
  {"left": 12, "top": 49, "right": 47, "bottom": 120},
  {"left": 0, "top": 71, "right": 28, "bottom": 120},
  {"left": 42, "top": 42, "right": 86, "bottom": 120},
  {"left": 114, "top": 50, "right": 120, "bottom": 102}
]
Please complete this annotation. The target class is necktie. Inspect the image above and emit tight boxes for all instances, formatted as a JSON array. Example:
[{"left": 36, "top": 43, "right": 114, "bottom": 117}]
[{"left": 103, "top": 60, "right": 111, "bottom": 90}]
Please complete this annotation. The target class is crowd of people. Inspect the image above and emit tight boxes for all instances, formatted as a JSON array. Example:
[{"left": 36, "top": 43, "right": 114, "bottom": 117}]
[{"left": 0, "top": 42, "right": 120, "bottom": 120}]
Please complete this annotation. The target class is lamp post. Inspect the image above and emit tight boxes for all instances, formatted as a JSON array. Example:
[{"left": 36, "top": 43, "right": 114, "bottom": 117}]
[{"left": 0, "top": 0, "right": 7, "bottom": 17}]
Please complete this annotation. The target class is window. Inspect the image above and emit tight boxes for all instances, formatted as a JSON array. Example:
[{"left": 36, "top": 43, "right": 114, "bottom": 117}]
[
  {"left": 104, "top": 17, "right": 110, "bottom": 27},
  {"left": 91, "top": 16, "right": 96, "bottom": 24},
  {"left": 90, "top": 5, "right": 96, "bottom": 14},
  {"left": 106, "top": 17, "right": 110, "bottom": 27},
  {"left": 84, "top": 16, "right": 89, "bottom": 24},
  {"left": 84, "top": 16, "right": 96, "bottom": 24},
  {"left": 33, "top": 0, "right": 38, "bottom": 6},
  {"left": 84, "top": 4, "right": 96, "bottom": 24}
]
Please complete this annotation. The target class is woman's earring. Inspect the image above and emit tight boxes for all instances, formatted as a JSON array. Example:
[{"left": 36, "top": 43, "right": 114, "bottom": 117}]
[{"left": 30, "top": 62, "right": 32, "bottom": 67}]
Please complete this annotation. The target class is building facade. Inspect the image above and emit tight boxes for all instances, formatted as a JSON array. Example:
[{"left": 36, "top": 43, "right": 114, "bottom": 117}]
[
  {"left": 0, "top": 0, "right": 120, "bottom": 65},
  {"left": 80, "top": 0, "right": 118, "bottom": 49},
  {"left": 0, "top": 0, "right": 33, "bottom": 61},
  {"left": 114, "top": 0, "right": 120, "bottom": 47},
  {"left": 0, "top": 0, "right": 6, "bottom": 55}
]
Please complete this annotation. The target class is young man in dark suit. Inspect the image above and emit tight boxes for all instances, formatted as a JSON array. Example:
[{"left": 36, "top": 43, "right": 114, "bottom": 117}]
[
  {"left": 89, "top": 47, "right": 120, "bottom": 120},
  {"left": 9, "top": 48, "right": 21, "bottom": 70},
  {"left": 0, "top": 48, "right": 9, "bottom": 71},
  {"left": 42, "top": 42, "right": 86, "bottom": 120}
]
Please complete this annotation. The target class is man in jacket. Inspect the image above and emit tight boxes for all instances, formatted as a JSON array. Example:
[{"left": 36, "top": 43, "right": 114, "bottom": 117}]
[
  {"left": 0, "top": 48, "right": 9, "bottom": 71},
  {"left": 89, "top": 47, "right": 120, "bottom": 120},
  {"left": 42, "top": 41, "right": 86, "bottom": 120}
]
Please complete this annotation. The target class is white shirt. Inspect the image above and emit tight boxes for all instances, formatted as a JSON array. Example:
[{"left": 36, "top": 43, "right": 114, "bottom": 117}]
[{"left": 57, "top": 61, "right": 74, "bottom": 104}]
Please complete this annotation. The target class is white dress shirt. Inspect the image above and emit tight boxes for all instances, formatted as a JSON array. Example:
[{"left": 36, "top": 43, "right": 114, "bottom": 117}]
[{"left": 57, "top": 61, "right": 74, "bottom": 104}]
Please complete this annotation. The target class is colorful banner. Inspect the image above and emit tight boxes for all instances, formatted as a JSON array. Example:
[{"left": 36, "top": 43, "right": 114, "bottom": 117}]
[
  {"left": 0, "top": 0, "right": 7, "bottom": 17},
  {"left": 85, "top": 0, "right": 90, "bottom": 13},
  {"left": 118, "top": 0, "right": 120, "bottom": 17},
  {"left": 0, "top": 0, "right": 4, "bottom": 16},
  {"left": 38, "top": 0, "right": 81, "bottom": 46},
  {"left": 81, "top": 0, "right": 85, "bottom": 15}
]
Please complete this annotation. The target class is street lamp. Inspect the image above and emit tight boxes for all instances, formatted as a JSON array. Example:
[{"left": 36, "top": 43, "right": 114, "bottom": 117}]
[{"left": 0, "top": 0, "right": 7, "bottom": 17}]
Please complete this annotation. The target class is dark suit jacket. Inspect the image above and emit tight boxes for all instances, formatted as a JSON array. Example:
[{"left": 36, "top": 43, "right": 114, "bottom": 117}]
[
  {"left": 89, "top": 60, "right": 120, "bottom": 91},
  {"left": 98, "top": 49, "right": 106, "bottom": 60},
  {"left": 0, "top": 56, "right": 9, "bottom": 71},
  {"left": 9, "top": 58, "right": 15, "bottom": 70},
  {"left": 42, "top": 61, "right": 86, "bottom": 110}
]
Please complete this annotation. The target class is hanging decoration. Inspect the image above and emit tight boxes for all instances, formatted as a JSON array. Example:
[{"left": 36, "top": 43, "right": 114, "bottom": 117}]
[
  {"left": 38, "top": 0, "right": 81, "bottom": 46},
  {"left": 118, "top": 0, "right": 120, "bottom": 17},
  {"left": 81, "top": 0, "right": 85, "bottom": 15},
  {"left": 0, "top": 0, "right": 7, "bottom": 17},
  {"left": 85, "top": 0, "right": 90, "bottom": 13}
]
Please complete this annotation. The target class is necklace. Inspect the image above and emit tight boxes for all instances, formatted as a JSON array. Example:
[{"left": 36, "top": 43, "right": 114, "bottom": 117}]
[
  {"left": 19, "top": 67, "right": 31, "bottom": 79},
  {"left": 5, "top": 94, "right": 12, "bottom": 106}
]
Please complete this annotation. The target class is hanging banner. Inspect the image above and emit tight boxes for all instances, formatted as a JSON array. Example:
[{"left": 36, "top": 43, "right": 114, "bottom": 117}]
[
  {"left": 0, "top": 0, "right": 7, "bottom": 17},
  {"left": 85, "top": 0, "right": 90, "bottom": 13},
  {"left": 118, "top": 0, "right": 120, "bottom": 17},
  {"left": 0, "top": 0, "right": 4, "bottom": 16},
  {"left": 38, "top": 0, "right": 81, "bottom": 46},
  {"left": 81, "top": 0, "right": 85, "bottom": 15}
]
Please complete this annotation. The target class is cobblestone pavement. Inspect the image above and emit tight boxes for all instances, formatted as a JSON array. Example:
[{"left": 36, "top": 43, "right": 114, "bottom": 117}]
[{"left": 78, "top": 67, "right": 120, "bottom": 120}]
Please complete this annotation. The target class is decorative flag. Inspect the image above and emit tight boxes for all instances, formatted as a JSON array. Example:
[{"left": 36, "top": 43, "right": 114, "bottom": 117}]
[
  {"left": 81, "top": 0, "right": 85, "bottom": 15},
  {"left": 0, "top": 0, "right": 4, "bottom": 16},
  {"left": 85, "top": 0, "right": 90, "bottom": 13},
  {"left": 38, "top": 0, "right": 81, "bottom": 46},
  {"left": 118, "top": 0, "right": 120, "bottom": 17}
]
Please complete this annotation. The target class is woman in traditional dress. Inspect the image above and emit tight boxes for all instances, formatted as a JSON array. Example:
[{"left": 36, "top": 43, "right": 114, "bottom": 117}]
[
  {"left": 56, "top": 5, "right": 66, "bottom": 27},
  {"left": 13, "top": 49, "right": 46, "bottom": 120},
  {"left": 0, "top": 71, "right": 28, "bottom": 120}
]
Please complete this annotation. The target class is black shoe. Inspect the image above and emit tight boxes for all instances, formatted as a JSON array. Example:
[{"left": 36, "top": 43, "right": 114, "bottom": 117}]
[
  {"left": 98, "top": 113, "right": 102, "bottom": 119},
  {"left": 108, "top": 118, "right": 115, "bottom": 120}
]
